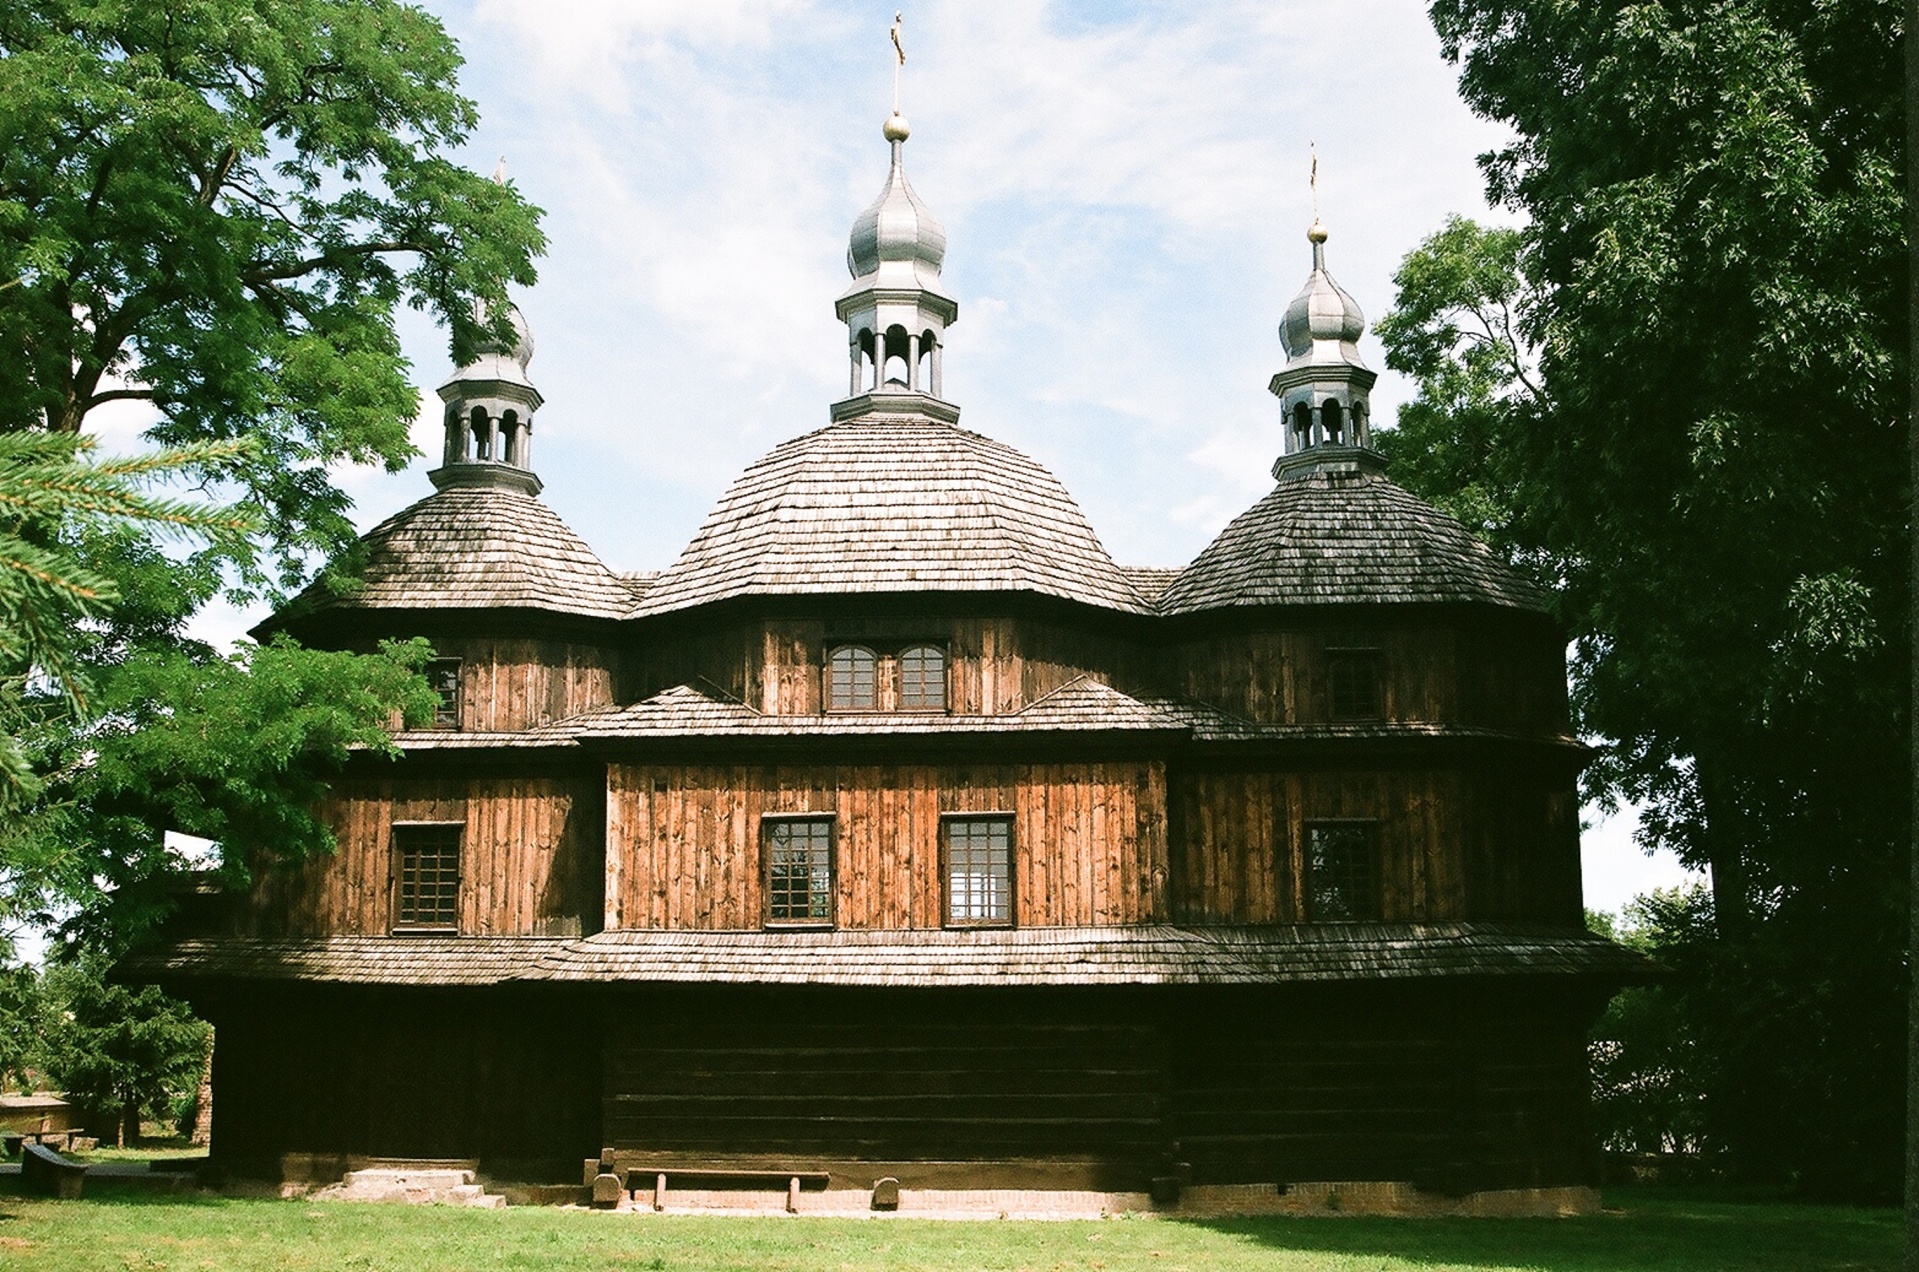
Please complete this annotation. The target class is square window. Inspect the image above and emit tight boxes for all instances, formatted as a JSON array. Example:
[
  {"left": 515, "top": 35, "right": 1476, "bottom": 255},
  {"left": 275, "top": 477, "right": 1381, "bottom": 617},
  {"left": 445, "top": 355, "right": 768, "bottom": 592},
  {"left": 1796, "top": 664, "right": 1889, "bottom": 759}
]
[
  {"left": 944, "top": 816, "right": 1013, "bottom": 927},
  {"left": 1306, "top": 822, "right": 1380, "bottom": 922},
  {"left": 1328, "top": 651, "right": 1381, "bottom": 720},
  {"left": 765, "top": 817, "right": 834, "bottom": 926},
  {"left": 427, "top": 659, "right": 462, "bottom": 730},
  {"left": 393, "top": 823, "right": 461, "bottom": 931}
]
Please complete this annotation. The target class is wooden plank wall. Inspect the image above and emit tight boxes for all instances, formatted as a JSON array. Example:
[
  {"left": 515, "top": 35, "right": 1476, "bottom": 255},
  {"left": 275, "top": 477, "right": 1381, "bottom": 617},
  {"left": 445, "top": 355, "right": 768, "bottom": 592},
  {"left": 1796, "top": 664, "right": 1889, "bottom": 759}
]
[
  {"left": 627, "top": 615, "right": 1133, "bottom": 717},
  {"left": 605, "top": 762, "right": 1168, "bottom": 930},
  {"left": 1168, "top": 766, "right": 1579, "bottom": 924},
  {"left": 248, "top": 775, "right": 604, "bottom": 936},
  {"left": 430, "top": 637, "right": 617, "bottom": 731},
  {"left": 602, "top": 986, "right": 1166, "bottom": 1172},
  {"left": 1171, "top": 618, "right": 1569, "bottom": 734}
]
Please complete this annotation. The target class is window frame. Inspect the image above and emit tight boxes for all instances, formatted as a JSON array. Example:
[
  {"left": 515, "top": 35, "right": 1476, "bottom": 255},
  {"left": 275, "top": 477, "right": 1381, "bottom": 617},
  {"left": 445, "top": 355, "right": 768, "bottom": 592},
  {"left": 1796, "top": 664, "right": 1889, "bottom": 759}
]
[
  {"left": 941, "top": 813, "right": 1016, "bottom": 929},
  {"left": 390, "top": 820, "right": 464, "bottom": 934},
  {"left": 426, "top": 658, "right": 463, "bottom": 730},
  {"left": 762, "top": 814, "right": 837, "bottom": 930},
  {"left": 896, "top": 643, "right": 949, "bottom": 713},
  {"left": 1302, "top": 819, "right": 1382, "bottom": 923},
  {"left": 1325, "top": 643, "right": 1383, "bottom": 721},
  {"left": 824, "top": 644, "right": 880, "bottom": 712}
]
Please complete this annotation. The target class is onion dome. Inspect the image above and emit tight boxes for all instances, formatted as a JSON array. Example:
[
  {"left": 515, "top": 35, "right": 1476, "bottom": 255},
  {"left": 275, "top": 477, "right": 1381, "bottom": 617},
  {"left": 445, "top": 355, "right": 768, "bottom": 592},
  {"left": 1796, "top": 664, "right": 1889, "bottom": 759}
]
[
  {"left": 1279, "top": 221, "right": 1367, "bottom": 365},
  {"left": 259, "top": 485, "right": 632, "bottom": 635},
  {"left": 847, "top": 113, "right": 947, "bottom": 288},
  {"left": 632, "top": 416, "right": 1146, "bottom": 617}
]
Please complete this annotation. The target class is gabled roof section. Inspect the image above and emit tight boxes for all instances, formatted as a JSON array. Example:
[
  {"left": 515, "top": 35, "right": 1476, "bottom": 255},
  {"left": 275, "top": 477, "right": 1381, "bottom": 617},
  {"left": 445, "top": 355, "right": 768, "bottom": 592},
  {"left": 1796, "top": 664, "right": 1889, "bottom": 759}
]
[
  {"left": 1161, "top": 468, "right": 1548, "bottom": 615},
  {"left": 276, "top": 485, "right": 631, "bottom": 624},
  {"left": 632, "top": 418, "right": 1148, "bottom": 618}
]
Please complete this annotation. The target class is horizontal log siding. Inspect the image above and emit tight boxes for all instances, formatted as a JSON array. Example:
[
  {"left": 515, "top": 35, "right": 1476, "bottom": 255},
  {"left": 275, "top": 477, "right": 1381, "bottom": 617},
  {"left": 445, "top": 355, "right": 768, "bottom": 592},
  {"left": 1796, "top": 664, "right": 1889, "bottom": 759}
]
[
  {"left": 426, "top": 636, "right": 616, "bottom": 731},
  {"left": 1169, "top": 765, "right": 1581, "bottom": 925},
  {"left": 605, "top": 762, "right": 1168, "bottom": 931},
  {"left": 602, "top": 987, "right": 1165, "bottom": 1168},
  {"left": 249, "top": 775, "right": 603, "bottom": 937},
  {"left": 1170, "top": 618, "right": 1569, "bottom": 734}
]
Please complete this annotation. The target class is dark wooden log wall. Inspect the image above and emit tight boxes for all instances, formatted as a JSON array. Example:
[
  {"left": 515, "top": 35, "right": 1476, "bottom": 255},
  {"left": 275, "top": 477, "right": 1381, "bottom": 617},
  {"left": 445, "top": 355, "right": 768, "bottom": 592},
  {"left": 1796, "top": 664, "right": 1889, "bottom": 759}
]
[
  {"left": 248, "top": 775, "right": 604, "bottom": 936},
  {"left": 1167, "top": 984, "right": 1599, "bottom": 1188},
  {"left": 602, "top": 986, "right": 1167, "bottom": 1180},
  {"left": 203, "top": 985, "right": 600, "bottom": 1180},
  {"left": 597, "top": 983, "right": 1601, "bottom": 1191},
  {"left": 605, "top": 762, "right": 1168, "bottom": 930},
  {"left": 429, "top": 636, "right": 617, "bottom": 731},
  {"left": 1167, "top": 764, "right": 1582, "bottom": 925},
  {"left": 1168, "top": 616, "right": 1570, "bottom": 734}
]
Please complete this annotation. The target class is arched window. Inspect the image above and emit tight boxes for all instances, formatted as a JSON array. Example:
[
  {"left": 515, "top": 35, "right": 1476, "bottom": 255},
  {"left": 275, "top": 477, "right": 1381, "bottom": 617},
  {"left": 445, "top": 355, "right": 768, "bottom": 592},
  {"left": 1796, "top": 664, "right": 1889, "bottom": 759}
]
[
  {"left": 1322, "top": 399, "right": 1344, "bottom": 443},
  {"left": 1290, "top": 401, "right": 1312, "bottom": 448},
  {"left": 826, "top": 645, "right": 878, "bottom": 711},
  {"left": 881, "top": 325, "right": 910, "bottom": 388},
  {"left": 500, "top": 409, "right": 520, "bottom": 465},
  {"left": 898, "top": 644, "right": 947, "bottom": 711},
  {"left": 468, "top": 406, "right": 489, "bottom": 459}
]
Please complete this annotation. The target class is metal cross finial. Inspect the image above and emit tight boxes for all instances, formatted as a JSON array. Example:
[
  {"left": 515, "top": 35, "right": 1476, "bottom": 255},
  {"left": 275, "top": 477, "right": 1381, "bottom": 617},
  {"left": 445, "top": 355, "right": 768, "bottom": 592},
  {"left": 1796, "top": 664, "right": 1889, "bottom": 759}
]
[
  {"left": 491, "top": 155, "right": 508, "bottom": 185},
  {"left": 1309, "top": 143, "right": 1319, "bottom": 220},
  {"left": 891, "top": 11, "right": 906, "bottom": 113}
]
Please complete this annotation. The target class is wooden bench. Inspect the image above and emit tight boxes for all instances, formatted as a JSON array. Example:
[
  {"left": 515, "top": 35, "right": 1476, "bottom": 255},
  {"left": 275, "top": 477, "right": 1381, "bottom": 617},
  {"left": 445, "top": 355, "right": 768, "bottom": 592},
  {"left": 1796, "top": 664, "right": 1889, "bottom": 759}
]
[
  {"left": 627, "top": 1167, "right": 832, "bottom": 1213},
  {"left": 21, "top": 1143, "right": 87, "bottom": 1199}
]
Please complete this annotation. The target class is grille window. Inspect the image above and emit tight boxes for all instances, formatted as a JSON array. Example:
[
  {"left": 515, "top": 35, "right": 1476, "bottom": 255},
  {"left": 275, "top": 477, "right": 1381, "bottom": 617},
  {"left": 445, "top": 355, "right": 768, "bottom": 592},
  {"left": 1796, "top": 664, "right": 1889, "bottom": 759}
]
[
  {"left": 944, "top": 816, "right": 1013, "bottom": 926},
  {"left": 825, "top": 645, "right": 878, "bottom": 711},
  {"left": 765, "top": 818, "right": 834, "bottom": 925},
  {"left": 899, "top": 644, "right": 948, "bottom": 711},
  {"left": 1328, "top": 651, "right": 1381, "bottom": 720},
  {"left": 393, "top": 824, "right": 461, "bottom": 930},
  {"left": 1306, "top": 822, "right": 1380, "bottom": 922},
  {"left": 427, "top": 659, "right": 462, "bottom": 729}
]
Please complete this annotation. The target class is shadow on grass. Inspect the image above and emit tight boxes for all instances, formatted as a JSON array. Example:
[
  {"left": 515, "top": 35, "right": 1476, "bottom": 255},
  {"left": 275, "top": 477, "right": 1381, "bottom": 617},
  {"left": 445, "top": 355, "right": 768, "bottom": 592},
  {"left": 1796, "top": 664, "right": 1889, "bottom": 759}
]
[{"left": 1175, "top": 1187, "right": 1899, "bottom": 1272}]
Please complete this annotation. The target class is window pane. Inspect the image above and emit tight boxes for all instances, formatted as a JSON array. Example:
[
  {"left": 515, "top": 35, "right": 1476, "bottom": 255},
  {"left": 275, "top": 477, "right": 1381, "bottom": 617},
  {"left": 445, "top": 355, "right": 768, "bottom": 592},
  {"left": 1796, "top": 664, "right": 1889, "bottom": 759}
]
[
  {"left": 394, "top": 825, "right": 461, "bottom": 929},
  {"left": 899, "top": 645, "right": 947, "bottom": 711},
  {"left": 428, "top": 659, "right": 462, "bottom": 729},
  {"left": 1329, "top": 653, "right": 1380, "bottom": 720},
  {"left": 767, "top": 819, "right": 833, "bottom": 923},
  {"left": 1307, "top": 823, "right": 1378, "bottom": 922},
  {"left": 826, "top": 646, "right": 877, "bottom": 710},
  {"left": 946, "top": 817, "right": 1012, "bottom": 924}
]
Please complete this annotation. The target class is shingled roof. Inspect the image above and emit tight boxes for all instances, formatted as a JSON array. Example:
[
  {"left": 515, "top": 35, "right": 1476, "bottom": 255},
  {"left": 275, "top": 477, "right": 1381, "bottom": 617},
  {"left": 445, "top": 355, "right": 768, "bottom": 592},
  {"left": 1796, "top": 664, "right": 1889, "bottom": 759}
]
[
  {"left": 1160, "top": 467, "right": 1548, "bottom": 615},
  {"left": 276, "top": 485, "right": 631, "bottom": 623},
  {"left": 632, "top": 417, "right": 1148, "bottom": 618},
  {"left": 125, "top": 924, "right": 1651, "bottom": 988}
]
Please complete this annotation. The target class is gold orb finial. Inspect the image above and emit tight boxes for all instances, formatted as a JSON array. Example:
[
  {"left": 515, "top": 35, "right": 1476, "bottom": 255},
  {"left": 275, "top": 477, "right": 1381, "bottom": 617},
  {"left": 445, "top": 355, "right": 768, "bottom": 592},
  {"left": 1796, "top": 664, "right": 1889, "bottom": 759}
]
[
  {"left": 884, "top": 111, "right": 911, "bottom": 142},
  {"left": 1307, "top": 219, "right": 1329, "bottom": 245}
]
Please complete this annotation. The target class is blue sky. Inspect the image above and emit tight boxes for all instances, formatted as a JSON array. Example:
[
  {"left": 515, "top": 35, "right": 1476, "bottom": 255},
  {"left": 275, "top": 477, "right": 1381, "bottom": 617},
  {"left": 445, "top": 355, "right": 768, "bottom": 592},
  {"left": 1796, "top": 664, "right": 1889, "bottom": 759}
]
[{"left": 158, "top": 0, "right": 1695, "bottom": 913}]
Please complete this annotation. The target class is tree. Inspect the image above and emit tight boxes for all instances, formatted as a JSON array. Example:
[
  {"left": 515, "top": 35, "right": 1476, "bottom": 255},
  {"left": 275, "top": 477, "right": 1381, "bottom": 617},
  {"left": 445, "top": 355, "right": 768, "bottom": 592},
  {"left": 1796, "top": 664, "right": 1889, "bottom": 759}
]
[
  {"left": 35, "top": 954, "right": 208, "bottom": 1146},
  {"left": 0, "top": 0, "right": 544, "bottom": 589},
  {"left": 1382, "top": 0, "right": 1909, "bottom": 1197},
  {"left": 0, "top": 1, "right": 540, "bottom": 942}
]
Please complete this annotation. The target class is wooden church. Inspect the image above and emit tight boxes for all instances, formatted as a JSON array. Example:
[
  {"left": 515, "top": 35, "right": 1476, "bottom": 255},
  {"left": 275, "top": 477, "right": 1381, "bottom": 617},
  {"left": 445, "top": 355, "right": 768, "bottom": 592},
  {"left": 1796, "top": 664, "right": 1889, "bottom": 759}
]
[{"left": 131, "top": 100, "right": 1643, "bottom": 1210}]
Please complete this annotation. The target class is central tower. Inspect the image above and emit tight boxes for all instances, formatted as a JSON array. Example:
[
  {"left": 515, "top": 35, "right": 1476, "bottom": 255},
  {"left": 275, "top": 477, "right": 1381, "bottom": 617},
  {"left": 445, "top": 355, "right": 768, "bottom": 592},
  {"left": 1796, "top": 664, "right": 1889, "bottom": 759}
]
[{"left": 831, "top": 103, "right": 960, "bottom": 425}]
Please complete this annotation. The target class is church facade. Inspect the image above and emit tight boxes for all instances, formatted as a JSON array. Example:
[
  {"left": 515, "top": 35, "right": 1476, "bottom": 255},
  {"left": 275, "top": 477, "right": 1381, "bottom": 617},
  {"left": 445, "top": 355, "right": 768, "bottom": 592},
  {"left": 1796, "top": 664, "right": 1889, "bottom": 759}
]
[{"left": 133, "top": 105, "right": 1642, "bottom": 1207}]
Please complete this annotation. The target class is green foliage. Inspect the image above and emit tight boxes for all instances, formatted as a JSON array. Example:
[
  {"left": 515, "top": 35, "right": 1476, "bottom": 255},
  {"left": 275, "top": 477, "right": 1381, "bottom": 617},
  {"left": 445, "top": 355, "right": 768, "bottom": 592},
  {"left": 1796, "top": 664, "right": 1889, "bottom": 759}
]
[
  {"left": 0, "top": 0, "right": 545, "bottom": 591},
  {"left": 1588, "top": 889, "right": 1712, "bottom": 1158},
  {"left": 34, "top": 953, "right": 208, "bottom": 1145},
  {"left": 0, "top": 957, "right": 37, "bottom": 1090},
  {"left": 1382, "top": 0, "right": 1907, "bottom": 1195}
]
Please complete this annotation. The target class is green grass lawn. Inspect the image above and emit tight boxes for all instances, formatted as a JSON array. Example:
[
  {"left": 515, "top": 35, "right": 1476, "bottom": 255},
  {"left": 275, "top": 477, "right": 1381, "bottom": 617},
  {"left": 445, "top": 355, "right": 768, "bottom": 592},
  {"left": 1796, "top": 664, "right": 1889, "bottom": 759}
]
[{"left": 0, "top": 1184, "right": 1894, "bottom": 1272}]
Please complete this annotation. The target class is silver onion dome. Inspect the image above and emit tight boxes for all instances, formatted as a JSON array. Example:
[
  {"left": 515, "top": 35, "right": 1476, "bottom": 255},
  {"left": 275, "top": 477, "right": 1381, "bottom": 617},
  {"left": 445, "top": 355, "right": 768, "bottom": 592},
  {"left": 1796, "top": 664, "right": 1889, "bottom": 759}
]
[
  {"left": 847, "top": 112, "right": 947, "bottom": 287},
  {"left": 474, "top": 300, "right": 535, "bottom": 370},
  {"left": 1278, "top": 221, "right": 1367, "bottom": 366}
]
